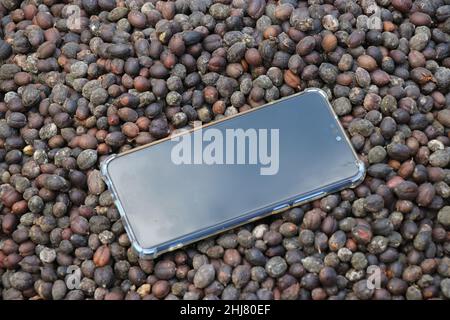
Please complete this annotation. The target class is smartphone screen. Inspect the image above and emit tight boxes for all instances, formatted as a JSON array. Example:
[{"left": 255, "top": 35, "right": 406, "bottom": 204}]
[{"left": 102, "top": 90, "right": 364, "bottom": 255}]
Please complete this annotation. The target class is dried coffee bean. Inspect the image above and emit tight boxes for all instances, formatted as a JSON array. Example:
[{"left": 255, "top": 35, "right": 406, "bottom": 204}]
[
  {"left": 265, "top": 256, "right": 287, "bottom": 278},
  {"left": 437, "top": 206, "right": 450, "bottom": 227},
  {"left": 77, "top": 149, "right": 98, "bottom": 170},
  {"left": 93, "top": 245, "right": 110, "bottom": 267},
  {"left": 10, "top": 271, "right": 33, "bottom": 291},
  {"left": 193, "top": 264, "right": 215, "bottom": 289},
  {"left": 247, "top": 0, "right": 266, "bottom": 19},
  {"left": 154, "top": 260, "right": 176, "bottom": 280}
]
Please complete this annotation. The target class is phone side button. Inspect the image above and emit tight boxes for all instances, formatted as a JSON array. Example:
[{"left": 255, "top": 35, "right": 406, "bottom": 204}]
[
  {"left": 272, "top": 204, "right": 290, "bottom": 215},
  {"left": 292, "top": 191, "right": 326, "bottom": 206},
  {"left": 168, "top": 243, "right": 184, "bottom": 252}
]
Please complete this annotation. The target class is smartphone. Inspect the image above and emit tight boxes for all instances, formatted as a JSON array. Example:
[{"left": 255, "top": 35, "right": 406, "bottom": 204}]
[{"left": 101, "top": 89, "right": 365, "bottom": 258}]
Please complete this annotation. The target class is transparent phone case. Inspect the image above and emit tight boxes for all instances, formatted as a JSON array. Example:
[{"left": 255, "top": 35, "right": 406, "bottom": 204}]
[{"left": 101, "top": 89, "right": 366, "bottom": 259}]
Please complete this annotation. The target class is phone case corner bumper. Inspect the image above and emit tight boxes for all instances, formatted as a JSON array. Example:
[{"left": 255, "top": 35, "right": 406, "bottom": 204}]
[
  {"left": 99, "top": 154, "right": 117, "bottom": 181},
  {"left": 303, "top": 87, "right": 330, "bottom": 101},
  {"left": 133, "top": 242, "right": 159, "bottom": 259},
  {"left": 350, "top": 160, "right": 366, "bottom": 188}
]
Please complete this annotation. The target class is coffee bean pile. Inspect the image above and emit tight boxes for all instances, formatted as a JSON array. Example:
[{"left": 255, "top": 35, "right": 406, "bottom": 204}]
[{"left": 0, "top": 0, "right": 449, "bottom": 300}]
